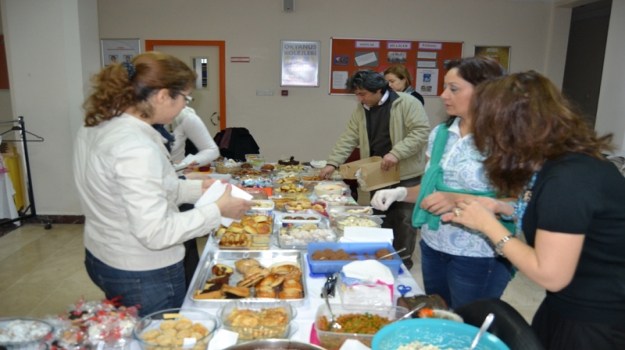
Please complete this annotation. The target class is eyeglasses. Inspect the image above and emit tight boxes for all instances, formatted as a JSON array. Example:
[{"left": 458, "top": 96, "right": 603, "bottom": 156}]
[{"left": 181, "top": 93, "right": 193, "bottom": 105}]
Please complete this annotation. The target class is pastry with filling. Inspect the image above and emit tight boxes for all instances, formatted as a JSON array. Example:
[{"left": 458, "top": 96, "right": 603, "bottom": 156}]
[
  {"left": 222, "top": 285, "right": 251, "bottom": 299},
  {"left": 235, "top": 258, "right": 261, "bottom": 274}
]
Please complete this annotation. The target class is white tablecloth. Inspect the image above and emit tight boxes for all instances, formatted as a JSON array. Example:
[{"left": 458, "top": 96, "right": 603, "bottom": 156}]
[{"left": 181, "top": 239, "right": 424, "bottom": 343}]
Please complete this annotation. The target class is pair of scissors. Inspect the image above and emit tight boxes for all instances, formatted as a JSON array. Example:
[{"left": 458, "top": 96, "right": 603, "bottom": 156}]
[{"left": 397, "top": 284, "right": 412, "bottom": 297}]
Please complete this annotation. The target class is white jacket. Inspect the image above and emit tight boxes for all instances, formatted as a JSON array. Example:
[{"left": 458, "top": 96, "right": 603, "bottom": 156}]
[
  {"left": 169, "top": 107, "right": 219, "bottom": 166},
  {"left": 73, "top": 114, "right": 221, "bottom": 271}
]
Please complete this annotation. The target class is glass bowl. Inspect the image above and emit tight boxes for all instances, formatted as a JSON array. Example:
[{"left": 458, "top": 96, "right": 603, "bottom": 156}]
[
  {"left": 314, "top": 304, "right": 408, "bottom": 350},
  {"left": 0, "top": 318, "right": 54, "bottom": 350},
  {"left": 133, "top": 308, "right": 220, "bottom": 350},
  {"left": 218, "top": 300, "right": 296, "bottom": 342}
]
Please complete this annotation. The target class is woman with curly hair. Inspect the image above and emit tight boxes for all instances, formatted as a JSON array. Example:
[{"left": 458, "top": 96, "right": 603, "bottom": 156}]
[
  {"left": 75, "top": 52, "right": 253, "bottom": 316},
  {"left": 444, "top": 71, "right": 625, "bottom": 349}
]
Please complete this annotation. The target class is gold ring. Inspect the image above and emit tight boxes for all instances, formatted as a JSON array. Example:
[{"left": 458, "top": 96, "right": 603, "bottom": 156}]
[{"left": 454, "top": 208, "right": 462, "bottom": 218}]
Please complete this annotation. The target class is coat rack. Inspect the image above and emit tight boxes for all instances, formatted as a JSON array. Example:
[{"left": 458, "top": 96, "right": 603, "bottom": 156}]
[{"left": 0, "top": 116, "right": 52, "bottom": 229}]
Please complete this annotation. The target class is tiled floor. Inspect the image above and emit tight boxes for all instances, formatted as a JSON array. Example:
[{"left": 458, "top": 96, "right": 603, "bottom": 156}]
[{"left": 0, "top": 224, "right": 545, "bottom": 323}]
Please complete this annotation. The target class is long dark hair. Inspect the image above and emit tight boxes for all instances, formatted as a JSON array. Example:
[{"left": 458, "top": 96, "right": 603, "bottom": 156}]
[
  {"left": 83, "top": 51, "right": 196, "bottom": 126},
  {"left": 472, "top": 71, "right": 613, "bottom": 195},
  {"left": 443, "top": 56, "right": 507, "bottom": 127}
]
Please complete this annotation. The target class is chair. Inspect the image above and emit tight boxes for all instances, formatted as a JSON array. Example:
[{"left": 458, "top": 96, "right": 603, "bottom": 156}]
[{"left": 454, "top": 298, "right": 545, "bottom": 350}]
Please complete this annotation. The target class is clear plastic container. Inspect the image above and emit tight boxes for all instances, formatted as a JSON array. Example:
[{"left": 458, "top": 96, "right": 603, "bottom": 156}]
[
  {"left": 314, "top": 304, "right": 408, "bottom": 350},
  {"left": 245, "top": 154, "right": 265, "bottom": 170},
  {"left": 0, "top": 318, "right": 53, "bottom": 350},
  {"left": 218, "top": 300, "right": 296, "bottom": 341},
  {"left": 133, "top": 308, "right": 220, "bottom": 350}
]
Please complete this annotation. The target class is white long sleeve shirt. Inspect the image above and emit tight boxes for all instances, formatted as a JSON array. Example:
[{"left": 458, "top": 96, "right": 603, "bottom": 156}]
[
  {"left": 73, "top": 114, "right": 221, "bottom": 271},
  {"left": 169, "top": 107, "right": 220, "bottom": 166}
]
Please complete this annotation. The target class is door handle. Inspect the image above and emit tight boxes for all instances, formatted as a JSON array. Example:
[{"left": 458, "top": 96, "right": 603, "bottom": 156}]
[{"left": 210, "top": 112, "right": 219, "bottom": 126}]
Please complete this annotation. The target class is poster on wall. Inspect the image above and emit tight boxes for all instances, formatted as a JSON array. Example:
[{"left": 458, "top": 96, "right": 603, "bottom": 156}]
[
  {"left": 329, "top": 38, "right": 463, "bottom": 95},
  {"left": 416, "top": 68, "right": 439, "bottom": 96},
  {"left": 281, "top": 40, "right": 320, "bottom": 87},
  {"left": 474, "top": 46, "right": 511, "bottom": 72},
  {"left": 101, "top": 39, "right": 141, "bottom": 67}
]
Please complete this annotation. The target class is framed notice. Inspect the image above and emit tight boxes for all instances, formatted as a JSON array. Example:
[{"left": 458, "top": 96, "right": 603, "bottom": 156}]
[
  {"left": 101, "top": 38, "right": 141, "bottom": 67},
  {"left": 330, "top": 38, "right": 463, "bottom": 95},
  {"left": 474, "top": 46, "right": 511, "bottom": 72},
  {"left": 281, "top": 40, "right": 320, "bottom": 87}
]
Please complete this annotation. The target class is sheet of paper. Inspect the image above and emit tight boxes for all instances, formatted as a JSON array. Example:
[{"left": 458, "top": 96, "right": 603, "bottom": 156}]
[
  {"left": 340, "top": 226, "right": 394, "bottom": 244},
  {"left": 332, "top": 71, "right": 349, "bottom": 89},
  {"left": 195, "top": 181, "right": 253, "bottom": 226},
  {"left": 355, "top": 52, "right": 378, "bottom": 66},
  {"left": 415, "top": 68, "right": 439, "bottom": 96}
]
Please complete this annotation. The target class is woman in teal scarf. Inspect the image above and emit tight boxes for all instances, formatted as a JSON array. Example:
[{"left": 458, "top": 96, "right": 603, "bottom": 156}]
[{"left": 371, "top": 56, "right": 512, "bottom": 308}]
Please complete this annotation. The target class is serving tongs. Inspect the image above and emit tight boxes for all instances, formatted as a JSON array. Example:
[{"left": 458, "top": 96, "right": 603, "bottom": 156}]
[{"left": 320, "top": 272, "right": 338, "bottom": 298}]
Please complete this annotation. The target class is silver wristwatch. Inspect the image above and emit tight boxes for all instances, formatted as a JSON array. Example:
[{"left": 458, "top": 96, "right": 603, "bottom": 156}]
[{"left": 495, "top": 235, "right": 515, "bottom": 257}]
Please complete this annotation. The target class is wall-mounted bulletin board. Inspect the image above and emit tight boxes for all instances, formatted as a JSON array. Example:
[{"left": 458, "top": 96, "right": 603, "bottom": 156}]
[{"left": 329, "top": 38, "right": 463, "bottom": 96}]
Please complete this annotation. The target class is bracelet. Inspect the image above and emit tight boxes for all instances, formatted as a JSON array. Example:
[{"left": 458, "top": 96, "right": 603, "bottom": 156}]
[
  {"left": 495, "top": 235, "right": 516, "bottom": 257},
  {"left": 499, "top": 201, "right": 518, "bottom": 221}
]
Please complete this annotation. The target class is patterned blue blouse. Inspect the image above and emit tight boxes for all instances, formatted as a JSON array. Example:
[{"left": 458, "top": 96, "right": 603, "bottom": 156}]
[{"left": 421, "top": 118, "right": 497, "bottom": 257}]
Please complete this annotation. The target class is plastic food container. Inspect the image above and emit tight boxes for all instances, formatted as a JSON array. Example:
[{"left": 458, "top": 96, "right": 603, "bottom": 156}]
[
  {"left": 281, "top": 214, "right": 322, "bottom": 227},
  {"left": 307, "top": 242, "right": 402, "bottom": 276},
  {"left": 133, "top": 308, "right": 220, "bottom": 350},
  {"left": 314, "top": 182, "right": 347, "bottom": 197},
  {"left": 314, "top": 304, "right": 408, "bottom": 350},
  {"left": 245, "top": 154, "right": 265, "bottom": 169},
  {"left": 318, "top": 194, "right": 350, "bottom": 207},
  {"left": 249, "top": 200, "right": 274, "bottom": 216},
  {"left": 218, "top": 300, "right": 296, "bottom": 341},
  {"left": 335, "top": 214, "right": 383, "bottom": 232},
  {"left": 0, "top": 318, "right": 54, "bottom": 350},
  {"left": 215, "top": 162, "right": 242, "bottom": 174},
  {"left": 327, "top": 206, "right": 374, "bottom": 227}
]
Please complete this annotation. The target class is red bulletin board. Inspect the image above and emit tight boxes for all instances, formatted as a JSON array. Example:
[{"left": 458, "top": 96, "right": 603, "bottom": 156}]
[{"left": 329, "top": 37, "right": 463, "bottom": 96}]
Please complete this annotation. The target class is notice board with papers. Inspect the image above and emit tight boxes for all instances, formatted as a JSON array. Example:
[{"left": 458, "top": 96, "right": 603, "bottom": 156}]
[{"left": 329, "top": 37, "right": 463, "bottom": 96}]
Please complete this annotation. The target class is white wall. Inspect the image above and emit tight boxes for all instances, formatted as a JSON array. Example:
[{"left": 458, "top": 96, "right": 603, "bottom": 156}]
[
  {"left": 596, "top": 0, "right": 625, "bottom": 152},
  {"left": 1, "top": 0, "right": 100, "bottom": 215},
  {"left": 97, "top": 0, "right": 572, "bottom": 163},
  {"left": 0, "top": 0, "right": 575, "bottom": 215}
]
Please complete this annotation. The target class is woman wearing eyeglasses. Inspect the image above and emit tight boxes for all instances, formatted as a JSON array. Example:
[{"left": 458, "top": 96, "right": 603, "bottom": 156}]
[{"left": 74, "top": 52, "right": 254, "bottom": 316}]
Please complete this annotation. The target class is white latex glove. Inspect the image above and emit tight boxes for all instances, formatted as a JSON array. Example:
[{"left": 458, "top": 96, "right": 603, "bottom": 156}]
[{"left": 370, "top": 187, "right": 408, "bottom": 211}]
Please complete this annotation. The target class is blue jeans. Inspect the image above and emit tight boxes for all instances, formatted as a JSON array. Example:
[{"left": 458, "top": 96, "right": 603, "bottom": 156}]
[
  {"left": 420, "top": 240, "right": 511, "bottom": 309},
  {"left": 85, "top": 249, "right": 186, "bottom": 317}
]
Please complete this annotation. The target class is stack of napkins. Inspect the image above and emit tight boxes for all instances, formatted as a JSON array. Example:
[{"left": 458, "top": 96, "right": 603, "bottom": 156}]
[
  {"left": 195, "top": 181, "right": 253, "bottom": 226},
  {"left": 338, "top": 260, "right": 394, "bottom": 307},
  {"left": 339, "top": 227, "right": 394, "bottom": 244}
]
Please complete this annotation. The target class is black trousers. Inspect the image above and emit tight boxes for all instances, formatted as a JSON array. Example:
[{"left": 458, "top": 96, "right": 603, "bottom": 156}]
[
  {"left": 372, "top": 176, "right": 421, "bottom": 270},
  {"left": 179, "top": 203, "right": 200, "bottom": 289}
]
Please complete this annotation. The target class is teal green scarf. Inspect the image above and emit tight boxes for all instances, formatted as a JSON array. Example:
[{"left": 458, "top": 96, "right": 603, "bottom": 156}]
[{"left": 412, "top": 123, "right": 515, "bottom": 234}]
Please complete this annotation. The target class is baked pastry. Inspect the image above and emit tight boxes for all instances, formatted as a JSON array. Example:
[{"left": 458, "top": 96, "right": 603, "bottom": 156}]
[
  {"left": 212, "top": 264, "right": 234, "bottom": 276},
  {"left": 237, "top": 270, "right": 268, "bottom": 288},
  {"left": 193, "top": 284, "right": 223, "bottom": 300},
  {"left": 244, "top": 225, "right": 258, "bottom": 234},
  {"left": 206, "top": 274, "right": 230, "bottom": 285},
  {"left": 256, "top": 274, "right": 285, "bottom": 288},
  {"left": 241, "top": 163, "right": 253, "bottom": 169},
  {"left": 235, "top": 258, "right": 261, "bottom": 274},
  {"left": 228, "top": 222, "right": 244, "bottom": 233},
  {"left": 278, "top": 156, "right": 299, "bottom": 166},
  {"left": 282, "top": 278, "right": 303, "bottom": 291},
  {"left": 219, "top": 233, "right": 250, "bottom": 247},
  {"left": 256, "top": 222, "right": 271, "bottom": 234},
  {"left": 261, "top": 164, "right": 274, "bottom": 171},
  {"left": 279, "top": 289, "right": 302, "bottom": 299},
  {"left": 215, "top": 227, "right": 227, "bottom": 236},
  {"left": 222, "top": 285, "right": 251, "bottom": 298},
  {"left": 271, "top": 264, "right": 302, "bottom": 279},
  {"left": 256, "top": 287, "right": 277, "bottom": 299}
]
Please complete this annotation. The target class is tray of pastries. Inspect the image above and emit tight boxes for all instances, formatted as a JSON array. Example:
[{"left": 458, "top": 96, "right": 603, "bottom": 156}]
[
  {"left": 190, "top": 250, "right": 307, "bottom": 307},
  {"left": 213, "top": 214, "right": 273, "bottom": 250}
]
